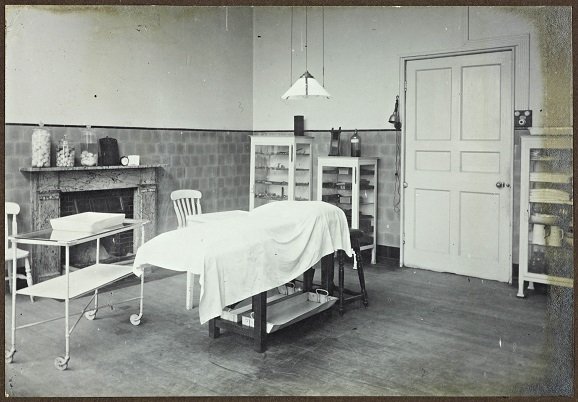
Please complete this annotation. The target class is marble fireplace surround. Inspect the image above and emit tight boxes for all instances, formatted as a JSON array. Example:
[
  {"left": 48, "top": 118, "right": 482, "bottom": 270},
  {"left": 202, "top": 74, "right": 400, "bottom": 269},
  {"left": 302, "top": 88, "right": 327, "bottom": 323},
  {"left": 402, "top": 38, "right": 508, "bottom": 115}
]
[{"left": 21, "top": 164, "right": 164, "bottom": 282}]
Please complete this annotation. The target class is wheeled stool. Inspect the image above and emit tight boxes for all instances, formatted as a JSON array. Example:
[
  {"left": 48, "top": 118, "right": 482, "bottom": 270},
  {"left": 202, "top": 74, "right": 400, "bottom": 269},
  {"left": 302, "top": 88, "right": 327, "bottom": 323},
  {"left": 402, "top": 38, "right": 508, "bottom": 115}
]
[{"left": 338, "top": 229, "right": 369, "bottom": 315}]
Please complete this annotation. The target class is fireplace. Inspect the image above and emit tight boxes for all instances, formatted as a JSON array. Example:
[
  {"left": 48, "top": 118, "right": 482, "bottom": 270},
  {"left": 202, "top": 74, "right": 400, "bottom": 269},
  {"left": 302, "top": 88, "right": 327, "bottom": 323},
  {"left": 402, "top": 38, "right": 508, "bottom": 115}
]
[
  {"left": 60, "top": 189, "right": 135, "bottom": 267},
  {"left": 21, "top": 164, "right": 164, "bottom": 282}
]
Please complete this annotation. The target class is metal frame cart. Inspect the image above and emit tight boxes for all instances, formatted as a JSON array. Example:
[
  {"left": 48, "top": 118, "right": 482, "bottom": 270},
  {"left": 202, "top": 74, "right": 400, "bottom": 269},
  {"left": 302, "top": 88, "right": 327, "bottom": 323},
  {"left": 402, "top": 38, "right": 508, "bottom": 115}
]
[{"left": 5, "top": 219, "right": 148, "bottom": 370}]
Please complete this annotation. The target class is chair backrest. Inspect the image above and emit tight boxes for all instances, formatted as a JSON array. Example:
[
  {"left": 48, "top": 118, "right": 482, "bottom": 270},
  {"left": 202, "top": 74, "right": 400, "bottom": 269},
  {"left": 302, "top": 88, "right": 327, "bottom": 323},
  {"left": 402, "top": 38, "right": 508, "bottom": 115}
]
[
  {"left": 5, "top": 202, "right": 21, "bottom": 251},
  {"left": 170, "top": 190, "right": 202, "bottom": 228}
]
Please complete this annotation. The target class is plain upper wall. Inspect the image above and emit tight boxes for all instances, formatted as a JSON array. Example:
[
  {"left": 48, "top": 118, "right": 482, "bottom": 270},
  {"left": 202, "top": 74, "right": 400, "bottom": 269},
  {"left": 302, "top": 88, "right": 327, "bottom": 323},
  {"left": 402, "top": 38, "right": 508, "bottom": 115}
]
[
  {"left": 6, "top": 6, "right": 571, "bottom": 131},
  {"left": 252, "top": 6, "right": 572, "bottom": 130},
  {"left": 5, "top": 5, "right": 254, "bottom": 130}
]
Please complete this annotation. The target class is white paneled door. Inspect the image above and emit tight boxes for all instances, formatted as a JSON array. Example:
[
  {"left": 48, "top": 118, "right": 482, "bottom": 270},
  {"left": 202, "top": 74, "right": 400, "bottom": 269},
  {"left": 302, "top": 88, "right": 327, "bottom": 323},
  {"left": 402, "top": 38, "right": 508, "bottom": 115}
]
[{"left": 403, "top": 51, "right": 513, "bottom": 282}]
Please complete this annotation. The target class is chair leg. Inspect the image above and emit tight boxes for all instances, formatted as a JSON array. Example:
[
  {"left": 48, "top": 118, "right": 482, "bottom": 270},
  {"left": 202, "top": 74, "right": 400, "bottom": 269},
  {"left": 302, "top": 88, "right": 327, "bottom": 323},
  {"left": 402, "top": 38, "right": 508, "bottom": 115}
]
[
  {"left": 355, "top": 249, "right": 368, "bottom": 307},
  {"left": 186, "top": 272, "right": 194, "bottom": 310},
  {"left": 24, "top": 257, "right": 34, "bottom": 303},
  {"left": 338, "top": 250, "right": 345, "bottom": 316},
  {"left": 6, "top": 261, "right": 13, "bottom": 294}
]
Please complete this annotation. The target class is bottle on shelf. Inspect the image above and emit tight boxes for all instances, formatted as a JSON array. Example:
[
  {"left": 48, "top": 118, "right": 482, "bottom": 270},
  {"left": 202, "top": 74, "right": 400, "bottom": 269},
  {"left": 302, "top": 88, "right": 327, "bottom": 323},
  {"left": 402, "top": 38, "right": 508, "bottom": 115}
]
[
  {"left": 56, "top": 135, "right": 75, "bottom": 167},
  {"left": 350, "top": 129, "right": 361, "bottom": 157},
  {"left": 80, "top": 125, "right": 98, "bottom": 166},
  {"left": 31, "top": 123, "right": 51, "bottom": 167}
]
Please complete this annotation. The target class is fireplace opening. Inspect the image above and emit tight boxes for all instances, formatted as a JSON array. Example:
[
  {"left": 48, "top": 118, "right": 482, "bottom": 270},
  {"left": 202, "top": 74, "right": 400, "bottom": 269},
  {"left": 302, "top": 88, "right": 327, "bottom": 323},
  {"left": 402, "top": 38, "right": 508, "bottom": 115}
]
[{"left": 60, "top": 189, "right": 135, "bottom": 268}]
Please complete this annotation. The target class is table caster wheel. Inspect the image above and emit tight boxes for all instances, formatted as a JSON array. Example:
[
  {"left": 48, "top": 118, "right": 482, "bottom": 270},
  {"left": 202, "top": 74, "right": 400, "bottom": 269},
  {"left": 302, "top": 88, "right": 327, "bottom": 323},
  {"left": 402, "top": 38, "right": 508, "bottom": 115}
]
[
  {"left": 5, "top": 349, "right": 16, "bottom": 364},
  {"left": 54, "top": 356, "right": 69, "bottom": 371},
  {"left": 363, "top": 301, "right": 369, "bottom": 308},
  {"left": 130, "top": 314, "right": 141, "bottom": 326},
  {"left": 84, "top": 310, "right": 97, "bottom": 320}
]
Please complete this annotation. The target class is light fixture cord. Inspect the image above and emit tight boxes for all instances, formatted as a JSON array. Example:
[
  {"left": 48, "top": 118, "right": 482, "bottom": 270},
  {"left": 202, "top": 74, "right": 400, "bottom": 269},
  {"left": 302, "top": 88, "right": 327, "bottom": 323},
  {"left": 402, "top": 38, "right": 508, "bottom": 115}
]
[
  {"left": 305, "top": 6, "right": 308, "bottom": 71},
  {"left": 290, "top": 7, "right": 293, "bottom": 85},
  {"left": 322, "top": 7, "right": 325, "bottom": 86}
]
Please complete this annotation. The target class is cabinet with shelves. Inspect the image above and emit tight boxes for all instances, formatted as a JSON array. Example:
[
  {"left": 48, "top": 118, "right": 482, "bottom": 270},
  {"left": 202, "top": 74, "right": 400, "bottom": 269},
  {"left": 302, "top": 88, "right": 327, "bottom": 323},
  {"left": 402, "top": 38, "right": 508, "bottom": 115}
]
[
  {"left": 518, "top": 134, "right": 573, "bottom": 297},
  {"left": 249, "top": 136, "right": 313, "bottom": 210},
  {"left": 317, "top": 157, "right": 378, "bottom": 264}
]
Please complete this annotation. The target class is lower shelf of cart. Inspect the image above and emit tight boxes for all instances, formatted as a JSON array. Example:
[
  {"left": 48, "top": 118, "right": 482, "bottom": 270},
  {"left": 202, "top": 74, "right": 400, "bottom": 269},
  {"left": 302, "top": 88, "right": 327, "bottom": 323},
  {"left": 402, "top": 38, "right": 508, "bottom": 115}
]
[
  {"left": 520, "top": 273, "right": 573, "bottom": 288},
  {"left": 17, "top": 264, "right": 135, "bottom": 300}
]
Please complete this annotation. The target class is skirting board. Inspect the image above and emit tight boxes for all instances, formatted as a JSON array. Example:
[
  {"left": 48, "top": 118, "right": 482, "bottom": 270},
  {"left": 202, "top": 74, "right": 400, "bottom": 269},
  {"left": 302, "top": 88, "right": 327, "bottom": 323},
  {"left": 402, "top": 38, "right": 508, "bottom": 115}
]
[{"left": 376, "top": 245, "right": 400, "bottom": 262}]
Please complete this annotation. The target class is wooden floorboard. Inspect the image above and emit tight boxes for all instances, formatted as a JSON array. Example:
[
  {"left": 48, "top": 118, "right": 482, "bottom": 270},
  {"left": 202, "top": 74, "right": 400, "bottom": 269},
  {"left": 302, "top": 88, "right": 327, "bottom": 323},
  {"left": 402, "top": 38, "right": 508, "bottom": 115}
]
[{"left": 4, "top": 259, "right": 573, "bottom": 396}]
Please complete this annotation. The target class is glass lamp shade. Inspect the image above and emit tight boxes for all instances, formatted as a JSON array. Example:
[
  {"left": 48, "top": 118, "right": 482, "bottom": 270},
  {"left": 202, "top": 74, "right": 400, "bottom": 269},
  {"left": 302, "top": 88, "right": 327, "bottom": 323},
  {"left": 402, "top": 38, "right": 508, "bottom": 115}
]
[{"left": 281, "top": 71, "right": 331, "bottom": 99}]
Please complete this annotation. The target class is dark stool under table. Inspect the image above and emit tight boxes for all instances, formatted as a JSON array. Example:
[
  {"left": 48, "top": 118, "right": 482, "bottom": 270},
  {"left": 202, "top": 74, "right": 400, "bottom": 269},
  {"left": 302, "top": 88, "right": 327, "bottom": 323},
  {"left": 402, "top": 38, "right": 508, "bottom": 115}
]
[{"left": 338, "top": 229, "right": 369, "bottom": 316}]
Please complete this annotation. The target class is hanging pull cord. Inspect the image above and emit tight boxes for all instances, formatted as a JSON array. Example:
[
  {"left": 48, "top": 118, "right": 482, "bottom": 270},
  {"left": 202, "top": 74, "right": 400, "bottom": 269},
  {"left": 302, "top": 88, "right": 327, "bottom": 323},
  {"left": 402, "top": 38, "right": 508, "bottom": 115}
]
[
  {"left": 322, "top": 7, "right": 325, "bottom": 87},
  {"left": 305, "top": 6, "right": 308, "bottom": 71},
  {"left": 290, "top": 7, "right": 293, "bottom": 86}
]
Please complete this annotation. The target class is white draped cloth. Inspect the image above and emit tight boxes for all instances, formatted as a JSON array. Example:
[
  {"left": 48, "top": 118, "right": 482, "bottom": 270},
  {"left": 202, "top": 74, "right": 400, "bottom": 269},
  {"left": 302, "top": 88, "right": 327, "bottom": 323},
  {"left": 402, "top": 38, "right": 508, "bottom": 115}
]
[{"left": 133, "top": 201, "right": 352, "bottom": 324}]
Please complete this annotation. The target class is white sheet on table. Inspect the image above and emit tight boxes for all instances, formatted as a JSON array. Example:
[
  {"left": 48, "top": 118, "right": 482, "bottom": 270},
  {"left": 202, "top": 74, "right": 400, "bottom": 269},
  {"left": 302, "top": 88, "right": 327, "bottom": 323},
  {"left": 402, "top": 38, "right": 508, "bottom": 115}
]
[{"left": 133, "top": 201, "right": 352, "bottom": 324}]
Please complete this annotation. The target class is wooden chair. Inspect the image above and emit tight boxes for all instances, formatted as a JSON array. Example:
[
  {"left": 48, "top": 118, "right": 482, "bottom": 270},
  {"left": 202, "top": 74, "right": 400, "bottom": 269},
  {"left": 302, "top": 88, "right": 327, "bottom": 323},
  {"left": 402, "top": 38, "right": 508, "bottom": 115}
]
[
  {"left": 170, "top": 190, "right": 202, "bottom": 310},
  {"left": 5, "top": 202, "right": 34, "bottom": 302}
]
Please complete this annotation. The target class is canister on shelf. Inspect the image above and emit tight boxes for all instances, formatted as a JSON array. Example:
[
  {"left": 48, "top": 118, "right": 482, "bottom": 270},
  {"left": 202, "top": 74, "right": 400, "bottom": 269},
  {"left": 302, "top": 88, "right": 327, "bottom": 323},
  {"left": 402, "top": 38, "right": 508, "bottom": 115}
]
[
  {"left": 350, "top": 129, "right": 361, "bottom": 157},
  {"left": 80, "top": 125, "right": 98, "bottom": 166},
  {"left": 56, "top": 135, "right": 75, "bottom": 167},
  {"left": 31, "top": 124, "right": 51, "bottom": 167}
]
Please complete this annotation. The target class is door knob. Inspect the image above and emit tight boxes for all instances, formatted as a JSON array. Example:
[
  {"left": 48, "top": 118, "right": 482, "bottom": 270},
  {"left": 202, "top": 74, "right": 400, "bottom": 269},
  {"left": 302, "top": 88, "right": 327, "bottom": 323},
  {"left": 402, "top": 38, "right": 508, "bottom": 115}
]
[{"left": 496, "top": 181, "right": 511, "bottom": 189}]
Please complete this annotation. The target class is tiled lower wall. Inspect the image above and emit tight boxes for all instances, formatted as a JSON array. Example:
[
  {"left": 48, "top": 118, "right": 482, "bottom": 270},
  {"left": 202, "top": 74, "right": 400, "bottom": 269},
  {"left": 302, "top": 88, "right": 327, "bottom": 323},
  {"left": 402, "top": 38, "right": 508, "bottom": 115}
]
[
  {"left": 4, "top": 125, "right": 251, "bottom": 235},
  {"left": 6, "top": 125, "right": 523, "bottom": 256},
  {"left": 5, "top": 125, "right": 401, "bottom": 248}
]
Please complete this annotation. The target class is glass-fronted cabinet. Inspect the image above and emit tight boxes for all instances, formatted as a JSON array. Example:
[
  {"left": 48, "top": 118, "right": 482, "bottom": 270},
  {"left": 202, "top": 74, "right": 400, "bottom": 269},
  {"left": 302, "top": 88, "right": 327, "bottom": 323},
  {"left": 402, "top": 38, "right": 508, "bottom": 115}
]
[
  {"left": 249, "top": 136, "right": 313, "bottom": 210},
  {"left": 518, "top": 133, "right": 573, "bottom": 297},
  {"left": 317, "top": 156, "right": 379, "bottom": 264}
]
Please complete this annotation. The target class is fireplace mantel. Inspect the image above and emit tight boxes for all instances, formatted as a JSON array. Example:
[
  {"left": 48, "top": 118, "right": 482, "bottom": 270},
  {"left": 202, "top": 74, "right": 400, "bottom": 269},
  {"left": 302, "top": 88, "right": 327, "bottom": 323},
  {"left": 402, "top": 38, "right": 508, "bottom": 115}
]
[
  {"left": 21, "top": 164, "right": 166, "bottom": 173},
  {"left": 22, "top": 164, "right": 166, "bottom": 282}
]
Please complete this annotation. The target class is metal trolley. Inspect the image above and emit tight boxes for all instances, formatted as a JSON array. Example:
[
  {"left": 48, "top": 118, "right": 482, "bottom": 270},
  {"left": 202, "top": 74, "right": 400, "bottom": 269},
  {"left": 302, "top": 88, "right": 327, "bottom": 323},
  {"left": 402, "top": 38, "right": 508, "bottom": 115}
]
[{"left": 5, "top": 219, "right": 148, "bottom": 370}]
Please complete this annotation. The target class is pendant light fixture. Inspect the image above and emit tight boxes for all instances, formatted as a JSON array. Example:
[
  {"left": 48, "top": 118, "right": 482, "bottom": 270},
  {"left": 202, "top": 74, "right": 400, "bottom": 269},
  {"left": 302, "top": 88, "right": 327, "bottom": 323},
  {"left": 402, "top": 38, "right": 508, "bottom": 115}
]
[{"left": 281, "top": 7, "right": 331, "bottom": 99}]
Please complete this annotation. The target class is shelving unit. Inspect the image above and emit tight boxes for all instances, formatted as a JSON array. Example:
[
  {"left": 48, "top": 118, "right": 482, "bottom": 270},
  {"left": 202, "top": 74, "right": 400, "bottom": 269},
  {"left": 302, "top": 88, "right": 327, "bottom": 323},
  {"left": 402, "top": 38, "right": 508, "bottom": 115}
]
[
  {"left": 249, "top": 136, "right": 313, "bottom": 210},
  {"left": 6, "top": 219, "right": 148, "bottom": 370},
  {"left": 517, "top": 133, "right": 573, "bottom": 297},
  {"left": 317, "top": 156, "right": 379, "bottom": 264}
]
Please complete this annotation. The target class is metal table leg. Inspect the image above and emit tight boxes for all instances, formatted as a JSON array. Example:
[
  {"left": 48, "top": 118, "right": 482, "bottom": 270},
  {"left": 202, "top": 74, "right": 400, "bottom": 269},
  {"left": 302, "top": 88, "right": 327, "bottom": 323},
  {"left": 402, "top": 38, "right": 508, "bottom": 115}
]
[
  {"left": 54, "top": 246, "right": 71, "bottom": 370},
  {"left": 5, "top": 244, "right": 18, "bottom": 363},
  {"left": 130, "top": 225, "right": 146, "bottom": 326},
  {"left": 85, "top": 238, "right": 100, "bottom": 320}
]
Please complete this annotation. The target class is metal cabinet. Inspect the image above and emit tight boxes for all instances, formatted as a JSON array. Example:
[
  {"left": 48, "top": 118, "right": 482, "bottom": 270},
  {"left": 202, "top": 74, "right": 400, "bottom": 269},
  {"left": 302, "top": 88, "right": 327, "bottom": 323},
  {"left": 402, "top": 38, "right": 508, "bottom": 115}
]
[
  {"left": 317, "top": 156, "right": 379, "bottom": 264},
  {"left": 517, "top": 133, "right": 573, "bottom": 297},
  {"left": 249, "top": 136, "right": 313, "bottom": 210}
]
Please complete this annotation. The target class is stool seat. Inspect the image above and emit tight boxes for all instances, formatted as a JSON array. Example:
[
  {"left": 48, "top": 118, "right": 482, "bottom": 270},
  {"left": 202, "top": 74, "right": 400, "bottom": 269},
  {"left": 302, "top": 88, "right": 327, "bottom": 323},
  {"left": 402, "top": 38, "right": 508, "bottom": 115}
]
[
  {"left": 349, "top": 229, "right": 364, "bottom": 241},
  {"left": 337, "top": 229, "right": 369, "bottom": 316}
]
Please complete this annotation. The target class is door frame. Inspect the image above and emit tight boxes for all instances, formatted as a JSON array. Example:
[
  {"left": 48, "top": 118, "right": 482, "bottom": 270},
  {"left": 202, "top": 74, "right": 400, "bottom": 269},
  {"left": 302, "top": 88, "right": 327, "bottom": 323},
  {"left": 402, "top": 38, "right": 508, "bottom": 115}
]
[{"left": 398, "top": 39, "right": 524, "bottom": 284}]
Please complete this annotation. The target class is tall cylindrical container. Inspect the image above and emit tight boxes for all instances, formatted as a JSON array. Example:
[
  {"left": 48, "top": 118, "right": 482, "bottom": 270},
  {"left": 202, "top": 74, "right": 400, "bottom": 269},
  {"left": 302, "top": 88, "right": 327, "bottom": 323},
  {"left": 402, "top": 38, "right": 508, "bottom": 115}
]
[
  {"left": 56, "top": 135, "right": 75, "bottom": 167},
  {"left": 80, "top": 125, "right": 98, "bottom": 166},
  {"left": 350, "top": 129, "right": 361, "bottom": 157},
  {"left": 31, "top": 124, "right": 51, "bottom": 167}
]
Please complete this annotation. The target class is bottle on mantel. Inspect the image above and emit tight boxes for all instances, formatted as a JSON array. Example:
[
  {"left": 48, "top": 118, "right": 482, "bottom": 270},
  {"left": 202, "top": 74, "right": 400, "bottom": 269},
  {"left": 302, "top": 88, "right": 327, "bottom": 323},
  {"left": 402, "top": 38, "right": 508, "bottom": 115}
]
[
  {"left": 56, "top": 135, "right": 75, "bottom": 167},
  {"left": 31, "top": 123, "right": 51, "bottom": 167},
  {"left": 350, "top": 129, "right": 361, "bottom": 157},
  {"left": 80, "top": 125, "right": 98, "bottom": 166}
]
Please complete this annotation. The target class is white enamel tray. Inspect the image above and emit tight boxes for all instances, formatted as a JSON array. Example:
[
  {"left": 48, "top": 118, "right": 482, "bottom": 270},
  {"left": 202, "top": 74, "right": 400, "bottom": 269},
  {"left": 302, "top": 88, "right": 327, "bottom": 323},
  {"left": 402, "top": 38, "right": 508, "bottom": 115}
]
[{"left": 50, "top": 212, "right": 125, "bottom": 233}]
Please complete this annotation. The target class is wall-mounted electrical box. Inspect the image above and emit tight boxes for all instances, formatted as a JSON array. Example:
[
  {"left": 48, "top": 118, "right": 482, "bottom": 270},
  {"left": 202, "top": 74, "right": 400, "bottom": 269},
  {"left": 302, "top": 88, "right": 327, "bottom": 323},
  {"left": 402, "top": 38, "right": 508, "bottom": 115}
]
[{"left": 514, "top": 110, "right": 532, "bottom": 128}]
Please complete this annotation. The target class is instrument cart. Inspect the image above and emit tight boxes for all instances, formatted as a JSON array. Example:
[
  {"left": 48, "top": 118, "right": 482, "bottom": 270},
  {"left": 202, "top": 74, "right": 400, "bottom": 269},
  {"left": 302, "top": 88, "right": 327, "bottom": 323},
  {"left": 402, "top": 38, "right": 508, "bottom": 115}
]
[{"left": 5, "top": 219, "right": 148, "bottom": 370}]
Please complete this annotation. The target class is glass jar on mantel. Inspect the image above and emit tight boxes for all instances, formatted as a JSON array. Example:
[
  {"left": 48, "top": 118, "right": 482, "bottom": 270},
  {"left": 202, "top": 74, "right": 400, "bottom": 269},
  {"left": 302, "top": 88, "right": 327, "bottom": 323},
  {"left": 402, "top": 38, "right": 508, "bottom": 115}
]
[
  {"left": 80, "top": 125, "right": 98, "bottom": 166},
  {"left": 31, "top": 124, "right": 51, "bottom": 167},
  {"left": 56, "top": 135, "right": 75, "bottom": 167}
]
